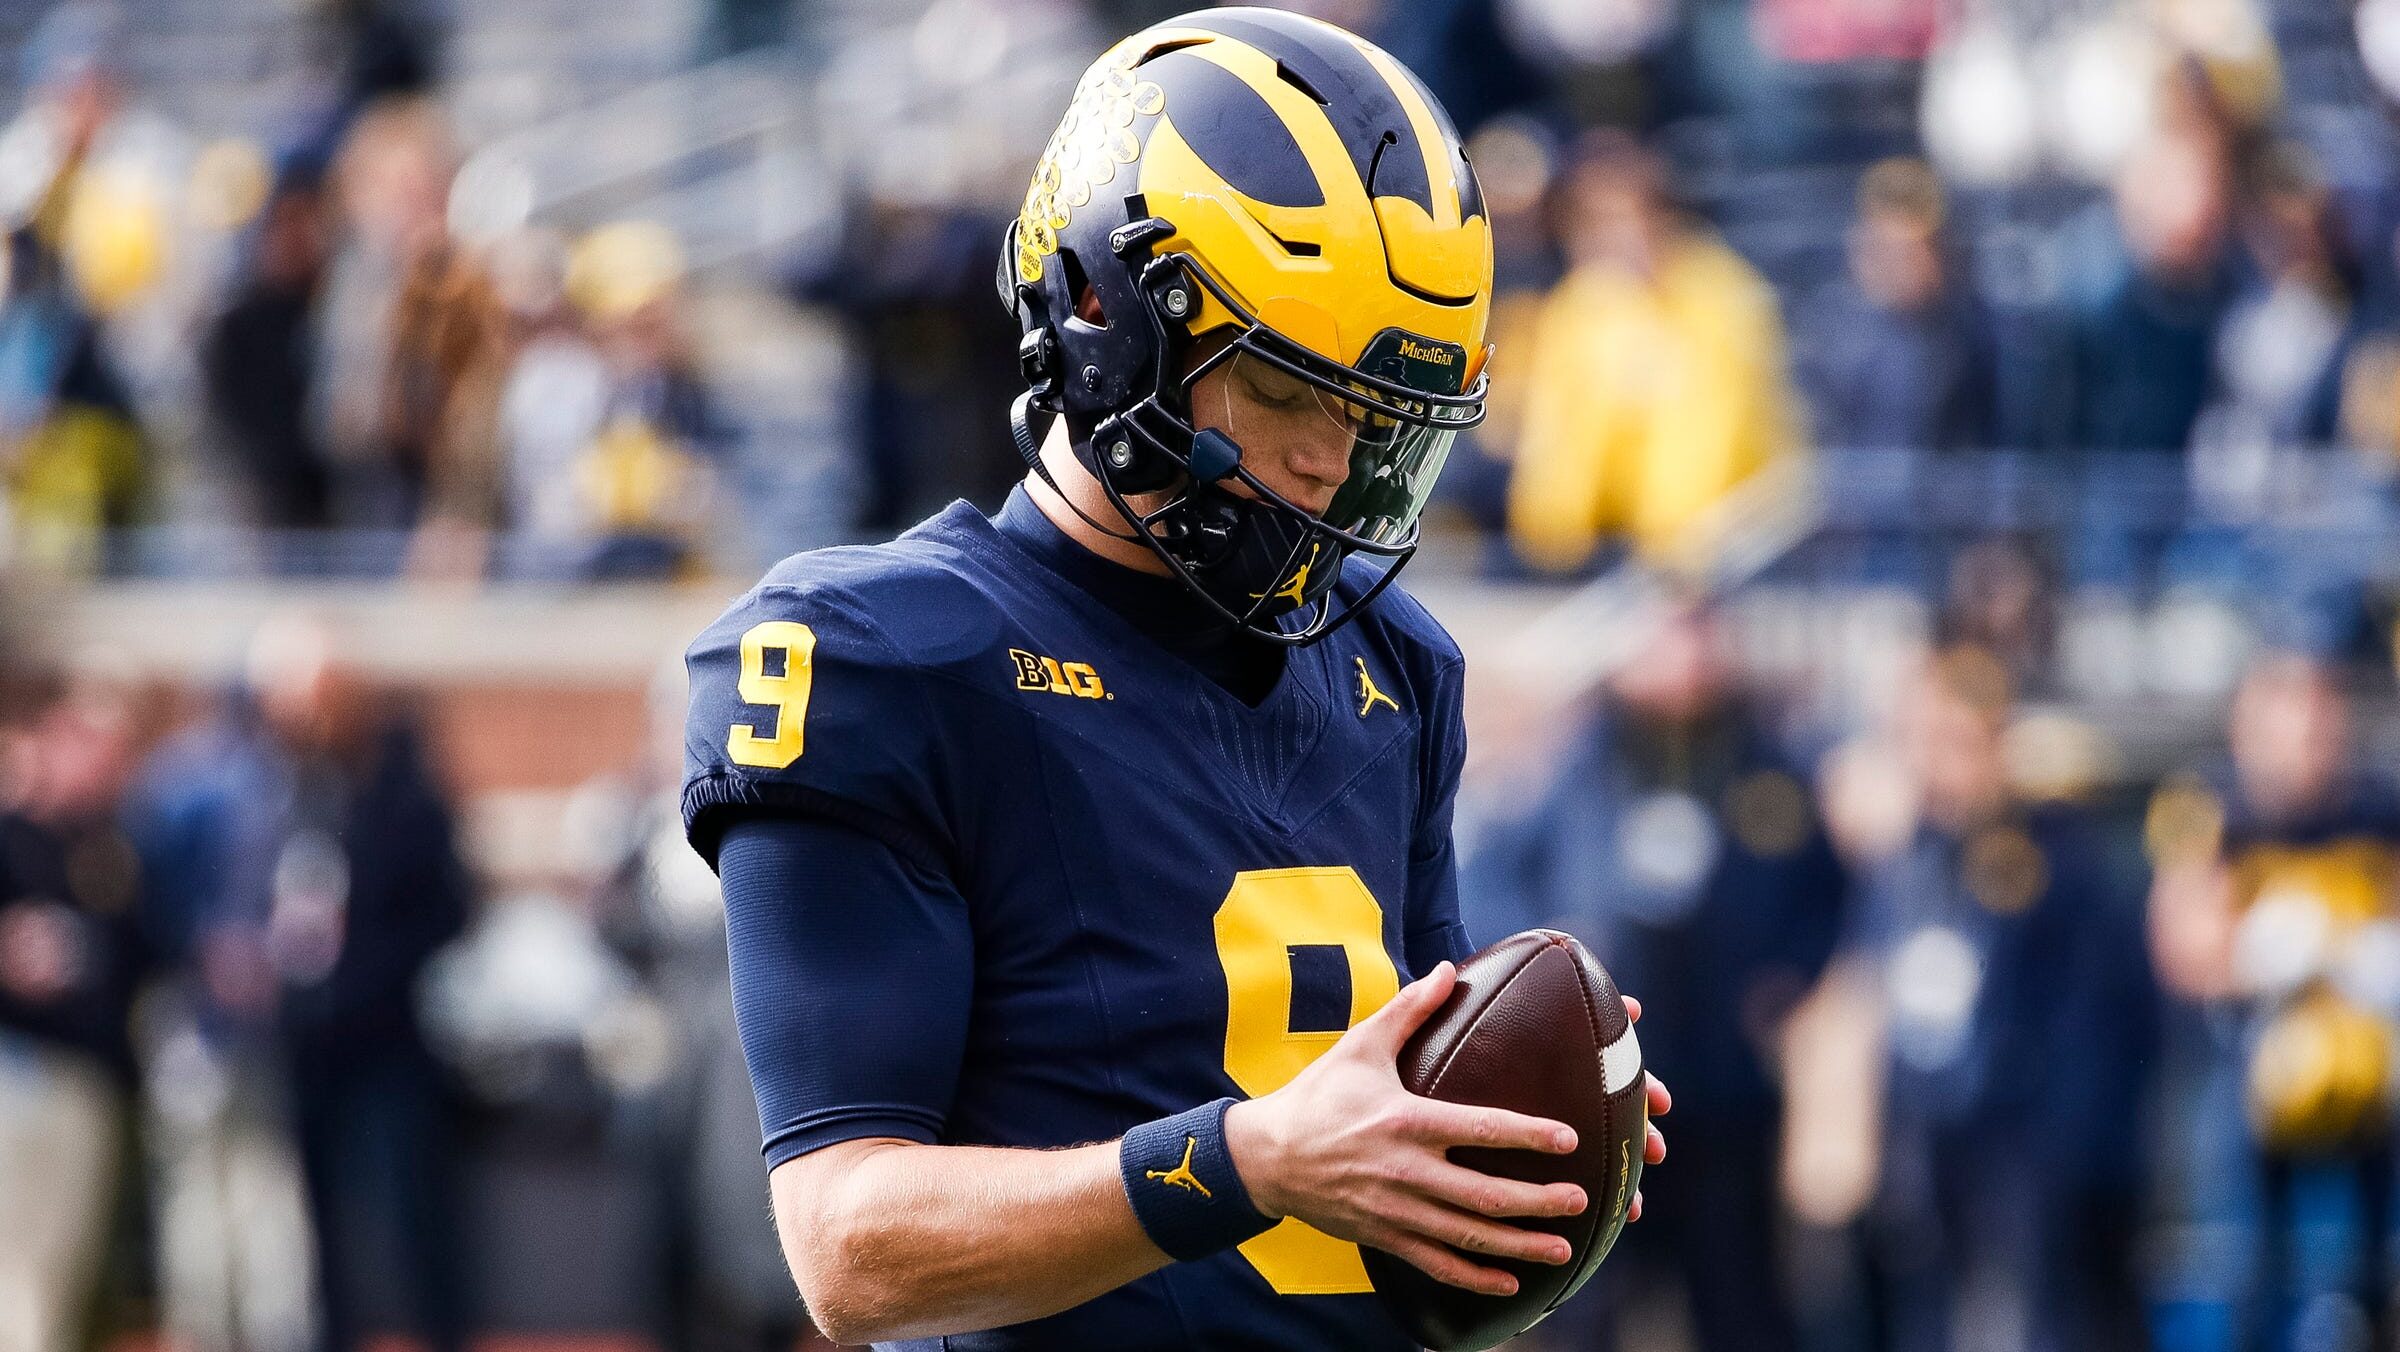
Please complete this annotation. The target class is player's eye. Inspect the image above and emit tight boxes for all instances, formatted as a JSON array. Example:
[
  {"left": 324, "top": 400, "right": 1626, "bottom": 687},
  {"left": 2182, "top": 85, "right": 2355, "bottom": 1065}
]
[{"left": 1233, "top": 356, "right": 1310, "bottom": 410}]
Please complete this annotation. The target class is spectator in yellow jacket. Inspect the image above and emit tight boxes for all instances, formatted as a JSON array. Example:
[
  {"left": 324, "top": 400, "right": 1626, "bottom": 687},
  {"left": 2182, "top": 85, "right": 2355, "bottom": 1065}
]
[{"left": 1507, "top": 133, "right": 1799, "bottom": 574}]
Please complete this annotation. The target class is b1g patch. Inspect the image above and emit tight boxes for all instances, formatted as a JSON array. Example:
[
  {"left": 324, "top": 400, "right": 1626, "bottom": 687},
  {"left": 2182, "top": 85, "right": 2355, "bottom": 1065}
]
[{"left": 1011, "top": 648, "right": 1110, "bottom": 700}]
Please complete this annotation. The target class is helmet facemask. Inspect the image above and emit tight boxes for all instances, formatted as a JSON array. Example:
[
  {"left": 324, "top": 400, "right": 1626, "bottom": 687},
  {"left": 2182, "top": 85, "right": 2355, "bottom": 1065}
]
[{"left": 1041, "top": 240, "right": 1486, "bottom": 646}]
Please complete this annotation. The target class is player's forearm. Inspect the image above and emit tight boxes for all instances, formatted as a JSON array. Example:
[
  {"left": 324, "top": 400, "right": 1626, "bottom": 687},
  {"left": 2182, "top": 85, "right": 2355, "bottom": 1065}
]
[{"left": 774, "top": 1138, "right": 1169, "bottom": 1344}]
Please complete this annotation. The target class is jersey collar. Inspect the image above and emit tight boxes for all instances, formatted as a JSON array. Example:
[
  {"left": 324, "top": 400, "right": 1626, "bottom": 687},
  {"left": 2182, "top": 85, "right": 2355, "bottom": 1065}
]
[{"left": 990, "top": 484, "right": 1288, "bottom": 704}]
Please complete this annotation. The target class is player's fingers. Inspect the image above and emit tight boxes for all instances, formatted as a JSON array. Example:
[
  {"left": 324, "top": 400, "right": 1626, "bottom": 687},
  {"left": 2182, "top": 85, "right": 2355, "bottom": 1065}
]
[
  {"left": 1381, "top": 1195, "right": 1573, "bottom": 1267},
  {"left": 1623, "top": 994, "right": 1642, "bottom": 1024},
  {"left": 1411, "top": 1099, "right": 1577, "bottom": 1155},
  {"left": 1346, "top": 962, "right": 1455, "bottom": 1059},
  {"left": 1401, "top": 1157, "right": 1586, "bottom": 1220},
  {"left": 1367, "top": 1229, "right": 1519, "bottom": 1297},
  {"left": 1645, "top": 1123, "right": 1666, "bottom": 1166},
  {"left": 1628, "top": 1190, "right": 1643, "bottom": 1223},
  {"left": 1646, "top": 1071, "right": 1672, "bottom": 1117}
]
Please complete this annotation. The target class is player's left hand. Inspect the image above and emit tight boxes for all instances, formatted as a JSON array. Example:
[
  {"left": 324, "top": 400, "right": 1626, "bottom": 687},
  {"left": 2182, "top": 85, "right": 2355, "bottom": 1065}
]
[{"left": 1621, "top": 995, "right": 1670, "bottom": 1223}]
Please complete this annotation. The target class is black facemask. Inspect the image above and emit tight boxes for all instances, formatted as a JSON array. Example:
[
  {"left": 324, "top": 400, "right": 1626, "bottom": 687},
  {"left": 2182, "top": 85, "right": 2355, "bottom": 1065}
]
[{"left": 1168, "top": 477, "right": 1349, "bottom": 625}]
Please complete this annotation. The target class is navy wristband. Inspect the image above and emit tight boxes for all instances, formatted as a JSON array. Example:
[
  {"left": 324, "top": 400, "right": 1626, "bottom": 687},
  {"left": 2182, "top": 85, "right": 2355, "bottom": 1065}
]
[{"left": 1119, "top": 1097, "right": 1277, "bottom": 1261}]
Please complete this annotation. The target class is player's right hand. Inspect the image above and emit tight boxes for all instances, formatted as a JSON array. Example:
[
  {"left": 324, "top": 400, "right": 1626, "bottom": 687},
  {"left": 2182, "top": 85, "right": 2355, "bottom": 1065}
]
[{"left": 1221, "top": 961, "right": 1588, "bottom": 1297}]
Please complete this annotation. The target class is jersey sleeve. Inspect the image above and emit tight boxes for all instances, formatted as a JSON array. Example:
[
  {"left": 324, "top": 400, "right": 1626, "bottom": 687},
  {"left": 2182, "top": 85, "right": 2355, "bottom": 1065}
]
[
  {"left": 682, "top": 581, "right": 955, "bottom": 871},
  {"left": 1405, "top": 655, "right": 1474, "bottom": 973},
  {"left": 720, "top": 813, "right": 972, "bottom": 1166}
]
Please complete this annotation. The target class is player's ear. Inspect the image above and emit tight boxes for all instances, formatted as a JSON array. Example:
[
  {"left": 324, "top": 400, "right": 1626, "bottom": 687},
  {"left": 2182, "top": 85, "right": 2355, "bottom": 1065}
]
[{"left": 1074, "top": 282, "right": 1105, "bottom": 326}]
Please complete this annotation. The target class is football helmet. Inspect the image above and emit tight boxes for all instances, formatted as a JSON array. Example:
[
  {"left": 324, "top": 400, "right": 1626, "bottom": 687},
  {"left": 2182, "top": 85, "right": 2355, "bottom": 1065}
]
[{"left": 999, "top": 7, "right": 1493, "bottom": 645}]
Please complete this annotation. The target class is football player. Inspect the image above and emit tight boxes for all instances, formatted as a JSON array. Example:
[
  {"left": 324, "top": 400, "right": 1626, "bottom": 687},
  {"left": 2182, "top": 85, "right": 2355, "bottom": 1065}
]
[{"left": 683, "top": 10, "right": 1671, "bottom": 1348}]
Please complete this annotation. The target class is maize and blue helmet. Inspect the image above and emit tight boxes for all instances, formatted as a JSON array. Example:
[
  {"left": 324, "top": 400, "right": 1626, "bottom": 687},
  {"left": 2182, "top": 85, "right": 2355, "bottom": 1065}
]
[{"left": 1000, "top": 7, "right": 1494, "bottom": 645}]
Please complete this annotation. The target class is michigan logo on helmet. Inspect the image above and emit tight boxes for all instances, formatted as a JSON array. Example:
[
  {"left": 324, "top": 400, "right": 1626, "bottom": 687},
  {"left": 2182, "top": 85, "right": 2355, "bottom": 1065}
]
[{"left": 999, "top": 8, "right": 1494, "bottom": 645}]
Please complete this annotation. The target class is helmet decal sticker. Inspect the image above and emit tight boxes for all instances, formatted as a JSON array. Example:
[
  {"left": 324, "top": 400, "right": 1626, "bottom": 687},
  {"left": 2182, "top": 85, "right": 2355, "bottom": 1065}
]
[{"left": 1019, "top": 55, "right": 1171, "bottom": 285}]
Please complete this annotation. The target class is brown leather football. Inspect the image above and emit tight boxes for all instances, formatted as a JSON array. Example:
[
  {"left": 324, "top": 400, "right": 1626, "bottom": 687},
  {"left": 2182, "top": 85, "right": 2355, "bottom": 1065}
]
[{"left": 1365, "top": 929, "right": 1648, "bottom": 1351}]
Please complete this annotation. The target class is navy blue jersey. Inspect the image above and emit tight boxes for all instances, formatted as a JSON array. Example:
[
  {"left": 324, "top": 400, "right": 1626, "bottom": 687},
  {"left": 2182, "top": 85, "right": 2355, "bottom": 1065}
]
[{"left": 683, "top": 487, "right": 1472, "bottom": 1351}]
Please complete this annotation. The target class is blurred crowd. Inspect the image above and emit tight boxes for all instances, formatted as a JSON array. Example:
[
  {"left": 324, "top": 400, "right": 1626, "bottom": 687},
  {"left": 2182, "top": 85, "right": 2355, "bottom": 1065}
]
[
  {"left": 0, "top": 1, "right": 725, "bottom": 580},
  {"left": 1459, "top": 588, "right": 2400, "bottom": 1352},
  {"left": 0, "top": 619, "right": 805, "bottom": 1352},
  {"left": 787, "top": 0, "right": 2400, "bottom": 584},
  {"left": 0, "top": 0, "right": 2390, "bottom": 584},
  {"left": 22, "top": 592, "right": 2400, "bottom": 1352}
]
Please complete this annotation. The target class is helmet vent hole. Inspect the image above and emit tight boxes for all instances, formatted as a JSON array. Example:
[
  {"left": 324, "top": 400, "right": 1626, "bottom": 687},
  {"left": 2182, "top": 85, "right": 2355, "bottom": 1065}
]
[
  {"left": 1133, "top": 36, "right": 1209, "bottom": 67},
  {"left": 1236, "top": 202, "right": 1322, "bottom": 259},
  {"left": 1274, "top": 61, "right": 1327, "bottom": 105},
  {"left": 1366, "top": 131, "right": 1397, "bottom": 194},
  {"left": 1060, "top": 249, "right": 1106, "bottom": 329}
]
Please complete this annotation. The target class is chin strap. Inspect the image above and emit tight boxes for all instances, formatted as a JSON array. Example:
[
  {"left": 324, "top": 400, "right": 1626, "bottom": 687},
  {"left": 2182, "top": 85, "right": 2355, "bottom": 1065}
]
[{"left": 1011, "top": 391, "right": 1144, "bottom": 545}]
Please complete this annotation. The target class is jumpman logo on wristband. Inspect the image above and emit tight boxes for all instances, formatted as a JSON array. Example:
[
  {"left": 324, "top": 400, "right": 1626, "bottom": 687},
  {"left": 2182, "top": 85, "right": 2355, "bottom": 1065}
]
[{"left": 1146, "top": 1136, "right": 1213, "bottom": 1198}]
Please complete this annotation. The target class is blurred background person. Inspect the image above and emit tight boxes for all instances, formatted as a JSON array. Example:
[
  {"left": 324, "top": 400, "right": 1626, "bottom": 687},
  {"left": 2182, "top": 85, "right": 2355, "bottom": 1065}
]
[
  {"left": 1504, "top": 130, "right": 1798, "bottom": 575},
  {"left": 2055, "top": 80, "right": 2240, "bottom": 456},
  {"left": 248, "top": 617, "right": 468, "bottom": 1352},
  {"left": 2321, "top": 208, "right": 2400, "bottom": 465},
  {"left": 312, "top": 95, "right": 496, "bottom": 541},
  {"left": 0, "top": 1, "right": 165, "bottom": 574},
  {"left": 412, "top": 653, "right": 785, "bottom": 1348},
  {"left": 1793, "top": 157, "right": 1996, "bottom": 454},
  {"left": 1935, "top": 538, "right": 2059, "bottom": 700},
  {"left": 204, "top": 175, "right": 336, "bottom": 530},
  {"left": 127, "top": 670, "right": 316, "bottom": 1352},
  {"left": 788, "top": 190, "right": 1024, "bottom": 537},
  {"left": 496, "top": 220, "right": 721, "bottom": 581},
  {"left": 2210, "top": 145, "right": 2357, "bottom": 454},
  {"left": 2146, "top": 649, "right": 2400, "bottom": 1349},
  {"left": 1461, "top": 596, "right": 1845, "bottom": 1352},
  {"left": 130, "top": 616, "right": 468, "bottom": 1352},
  {"left": 1835, "top": 645, "right": 2153, "bottom": 1352},
  {"left": 0, "top": 672, "right": 146, "bottom": 1352}
]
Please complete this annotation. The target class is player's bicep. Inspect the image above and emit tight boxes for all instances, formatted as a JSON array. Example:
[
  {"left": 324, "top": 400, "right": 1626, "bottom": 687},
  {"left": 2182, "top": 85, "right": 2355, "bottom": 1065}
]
[{"left": 720, "top": 814, "right": 973, "bottom": 1166}]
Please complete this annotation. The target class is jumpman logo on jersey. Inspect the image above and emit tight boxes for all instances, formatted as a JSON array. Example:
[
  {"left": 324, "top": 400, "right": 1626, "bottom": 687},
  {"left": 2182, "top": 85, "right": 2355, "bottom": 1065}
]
[
  {"left": 1355, "top": 657, "right": 1399, "bottom": 717},
  {"left": 1145, "top": 1136, "right": 1212, "bottom": 1198},
  {"left": 1249, "top": 543, "right": 1322, "bottom": 606}
]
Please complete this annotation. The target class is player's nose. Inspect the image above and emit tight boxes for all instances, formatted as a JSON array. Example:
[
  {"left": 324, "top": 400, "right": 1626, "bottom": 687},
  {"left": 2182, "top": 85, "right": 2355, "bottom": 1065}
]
[{"left": 1288, "top": 421, "right": 1351, "bottom": 504}]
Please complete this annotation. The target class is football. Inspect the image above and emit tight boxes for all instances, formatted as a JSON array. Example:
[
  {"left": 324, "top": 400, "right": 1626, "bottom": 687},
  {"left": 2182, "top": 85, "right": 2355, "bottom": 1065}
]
[{"left": 1365, "top": 930, "right": 1648, "bottom": 1351}]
